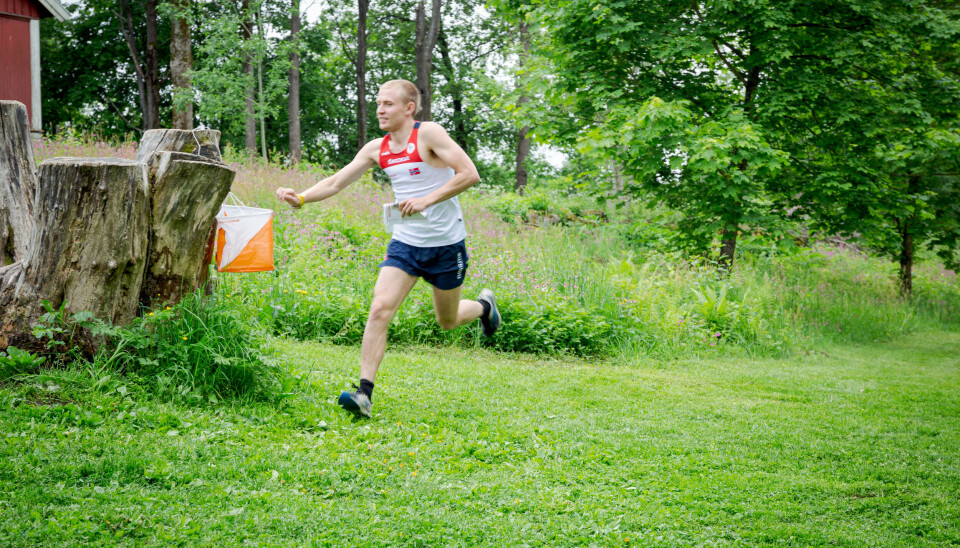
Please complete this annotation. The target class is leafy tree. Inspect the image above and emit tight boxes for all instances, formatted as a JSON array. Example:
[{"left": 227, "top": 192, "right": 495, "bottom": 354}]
[
  {"left": 517, "top": 0, "right": 960, "bottom": 271},
  {"left": 40, "top": 0, "right": 172, "bottom": 136}
]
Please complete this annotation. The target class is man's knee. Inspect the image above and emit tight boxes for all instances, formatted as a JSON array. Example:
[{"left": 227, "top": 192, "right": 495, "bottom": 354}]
[{"left": 368, "top": 299, "right": 397, "bottom": 324}]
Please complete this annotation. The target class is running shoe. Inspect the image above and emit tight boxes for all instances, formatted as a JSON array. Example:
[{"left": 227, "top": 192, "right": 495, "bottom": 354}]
[
  {"left": 337, "top": 389, "right": 372, "bottom": 418},
  {"left": 478, "top": 288, "right": 501, "bottom": 337}
]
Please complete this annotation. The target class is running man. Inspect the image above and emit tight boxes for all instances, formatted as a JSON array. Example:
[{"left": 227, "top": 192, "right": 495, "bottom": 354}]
[{"left": 276, "top": 79, "right": 501, "bottom": 418}]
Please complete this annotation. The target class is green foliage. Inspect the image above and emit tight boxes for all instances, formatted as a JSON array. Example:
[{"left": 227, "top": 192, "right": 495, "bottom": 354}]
[
  {"left": 492, "top": 300, "right": 616, "bottom": 355},
  {"left": 513, "top": 0, "right": 960, "bottom": 271},
  {"left": 0, "top": 348, "right": 46, "bottom": 380},
  {"left": 106, "top": 292, "right": 287, "bottom": 404},
  {"left": 2, "top": 333, "right": 960, "bottom": 544},
  {"left": 486, "top": 189, "right": 603, "bottom": 227},
  {"left": 39, "top": 0, "right": 172, "bottom": 135}
]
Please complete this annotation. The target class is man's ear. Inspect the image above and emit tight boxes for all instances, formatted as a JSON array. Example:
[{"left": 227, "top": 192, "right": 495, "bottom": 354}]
[{"left": 406, "top": 102, "right": 416, "bottom": 117}]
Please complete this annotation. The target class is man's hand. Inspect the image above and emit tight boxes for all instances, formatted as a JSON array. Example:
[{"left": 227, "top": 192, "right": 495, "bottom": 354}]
[
  {"left": 398, "top": 196, "right": 432, "bottom": 217},
  {"left": 276, "top": 187, "right": 302, "bottom": 209}
]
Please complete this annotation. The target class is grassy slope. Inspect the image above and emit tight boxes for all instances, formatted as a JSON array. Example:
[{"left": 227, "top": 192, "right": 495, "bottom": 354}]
[{"left": 1, "top": 331, "right": 958, "bottom": 546}]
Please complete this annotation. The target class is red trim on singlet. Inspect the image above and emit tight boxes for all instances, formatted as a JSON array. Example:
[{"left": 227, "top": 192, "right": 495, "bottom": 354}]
[{"left": 379, "top": 121, "right": 424, "bottom": 169}]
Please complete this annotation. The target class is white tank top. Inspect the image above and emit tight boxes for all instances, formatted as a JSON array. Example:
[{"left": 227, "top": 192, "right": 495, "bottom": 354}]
[{"left": 378, "top": 122, "right": 466, "bottom": 247}]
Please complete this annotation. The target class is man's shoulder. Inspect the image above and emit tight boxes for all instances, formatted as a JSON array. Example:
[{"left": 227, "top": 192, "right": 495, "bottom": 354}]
[
  {"left": 417, "top": 121, "right": 448, "bottom": 135},
  {"left": 416, "top": 122, "right": 451, "bottom": 146},
  {"left": 359, "top": 137, "right": 385, "bottom": 159}
]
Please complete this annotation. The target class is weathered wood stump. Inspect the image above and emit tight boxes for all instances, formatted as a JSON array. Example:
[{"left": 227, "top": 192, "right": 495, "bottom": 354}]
[
  {"left": 136, "top": 128, "right": 223, "bottom": 166},
  {"left": 141, "top": 150, "right": 235, "bottom": 306},
  {"left": 0, "top": 104, "right": 238, "bottom": 350},
  {"left": 0, "top": 158, "right": 150, "bottom": 348},
  {"left": 0, "top": 101, "right": 37, "bottom": 266}
]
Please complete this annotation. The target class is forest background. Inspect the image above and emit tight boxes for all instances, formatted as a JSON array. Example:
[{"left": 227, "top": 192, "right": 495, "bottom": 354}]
[
  {"left": 2, "top": 2, "right": 959, "bottom": 543},
  {"left": 38, "top": 0, "right": 960, "bottom": 294}
]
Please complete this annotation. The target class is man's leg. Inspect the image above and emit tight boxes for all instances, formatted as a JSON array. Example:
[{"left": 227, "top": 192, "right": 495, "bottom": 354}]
[
  {"left": 432, "top": 284, "right": 484, "bottom": 330},
  {"left": 360, "top": 266, "right": 419, "bottom": 381},
  {"left": 340, "top": 266, "right": 418, "bottom": 418}
]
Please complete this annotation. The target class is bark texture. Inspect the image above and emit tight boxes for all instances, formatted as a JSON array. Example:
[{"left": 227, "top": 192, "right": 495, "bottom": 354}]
[
  {"left": 414, "top": 0, "right": 442, "bottom": 121},
  {"left": 0, "top": 101, "right": 36, "bottom": 266},
  {"left": 242, "top": 0, "right": 257, "bottom": 153},
  {"left": 356, "top": 0, "right": 369, "bottom": 150},
  {"left": 141, "top": 151, "right": 234, "bottom": 306},
  {"left": 0, "top": 158, "right": 150, "bottom": 349},
  {"left": 136, "top": 128, "right": 223, "bottom": 166},
  {"left": 288, "top": 0, "right": 302, "bottom": 164},
  {"left": 0, "top": 115, "right": 235, "bottom": 350},
  {"left": 514, "top": 23, "right": 531, "bottom": 194},
  {"left": 170, "top": 0, "right": 194, "bottom": 130}
]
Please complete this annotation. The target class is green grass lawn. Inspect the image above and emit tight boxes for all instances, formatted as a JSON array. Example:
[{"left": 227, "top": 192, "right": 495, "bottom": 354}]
[{"left": 2, "top": 331, "right": 958, "bottom": 546}]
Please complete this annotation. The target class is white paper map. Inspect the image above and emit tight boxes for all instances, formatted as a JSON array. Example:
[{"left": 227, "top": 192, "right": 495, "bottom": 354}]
[{"left": 382, "top": 203, "right": 428, "bottom": 232}]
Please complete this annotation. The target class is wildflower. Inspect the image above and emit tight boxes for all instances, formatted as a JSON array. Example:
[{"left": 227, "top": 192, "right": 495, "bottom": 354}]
[
  {"left": 182, "top": 336, "right": 188, "bottom": 341},
  {"left": 165, "top": 306, "right": 171, "bottom": 310},
  {"left": 148, "top": 312, "right": 154, "bottom": 316},
  {"left": 714, "top": 332, "right": 721, "bottom": 338}
]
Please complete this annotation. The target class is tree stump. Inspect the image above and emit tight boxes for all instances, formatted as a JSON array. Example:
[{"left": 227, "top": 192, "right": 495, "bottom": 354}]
[
  {"left": 136, "top": 128, "right": 224, "bottom": 166},
  {"left": 0, "top": 158, "right": 150, "bottom": 348},
  {"left": 0, "top": 114, "right": 238, "bottom": 350},
  {"left": 142, "top": 151, "right": 235, "bottom": 306},
  {"left": 0, "top": 101, "right": 37, "bottom": 267}
]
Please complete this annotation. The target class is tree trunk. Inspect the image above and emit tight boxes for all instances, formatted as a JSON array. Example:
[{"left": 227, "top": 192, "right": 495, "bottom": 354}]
[
  {"left": 719, "top": 228, "right": 738, "bottom": 270},
  {"left": 414, "top": 0, "right": 442, "bottom": 121},
  {"left": 514, "top": 22, "right": 531, "bottom": 194},
  {"left": 119, "top": 0, "right": 159, "bottom": 132},
  {"left": 144, "top": 0, "right": 161, "bottom": 130},
  {"left": 170, "top": 0, "right": 194, "bottom": 130},
  {"left": 288, "top": 0, "right": 302, "bottom": 164},
  {"left": 256, "top": 7, "right": 268, "bottom": 162},
  {"left": 899, "top": 221, "right": 914, "bottom": 297},
  {"left": 356, "top": 0, "right": 369, "bottom": 150},
  {"left": 0, "top": 158, "right": 151, "bottom": 349},
  {"left": 436, "top": 29, "right": 468, "bottom": 151},
  {"left": 242, "top": 0, "right": 257, "bottom": 154},
  {"left": 898, "top": 177, "right": 920, "bottom": 297},
  {"left": 136, "top": 128, "right": 224, "bottom": 165},
  {"left": 0, "top": 101, "right": 37, "bottom": 266}
]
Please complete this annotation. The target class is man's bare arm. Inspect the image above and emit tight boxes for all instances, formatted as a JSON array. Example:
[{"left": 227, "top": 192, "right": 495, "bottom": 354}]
[{"left": 277, "top": 139, "right": 382, "bottom": 208}]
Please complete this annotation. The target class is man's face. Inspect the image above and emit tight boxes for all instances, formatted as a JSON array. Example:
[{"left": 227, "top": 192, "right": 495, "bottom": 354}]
[{"left": 376, "top": 88, "right": 413, "bottom": 131}]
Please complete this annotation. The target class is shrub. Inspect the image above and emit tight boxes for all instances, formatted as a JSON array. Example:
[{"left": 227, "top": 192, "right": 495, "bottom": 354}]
[
  {"left": 107, "top": 292, "right": 287, "bottom": 403},
  {"left": 0, "top": 347, "right": 46, "bottom": 380}
]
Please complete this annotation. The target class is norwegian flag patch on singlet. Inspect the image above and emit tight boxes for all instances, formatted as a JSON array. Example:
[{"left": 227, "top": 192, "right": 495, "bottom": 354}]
[{"left": 409, "top": 167, "right": 421, "bottom": 176}]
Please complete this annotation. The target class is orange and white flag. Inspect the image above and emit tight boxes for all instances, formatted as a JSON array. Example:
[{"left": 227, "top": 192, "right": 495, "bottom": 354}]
[{"left": 215, "top": 193, "right": 274, "bottom": 272}]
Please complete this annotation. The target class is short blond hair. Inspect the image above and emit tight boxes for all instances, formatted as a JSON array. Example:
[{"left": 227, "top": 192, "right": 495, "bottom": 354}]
[{"left": 379, "top": 79, "right": 421, "bottom": 117}]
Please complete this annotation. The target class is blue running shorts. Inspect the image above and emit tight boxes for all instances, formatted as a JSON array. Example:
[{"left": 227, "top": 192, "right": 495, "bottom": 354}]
[{"left": 379, "top": 239, "right": 468, "bottom": 290}]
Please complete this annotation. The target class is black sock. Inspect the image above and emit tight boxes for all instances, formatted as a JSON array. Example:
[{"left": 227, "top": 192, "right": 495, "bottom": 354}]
[
  {"left": 358, "top": 378, "right": 375, "bottom": 400},
  {"left": 479, "top": 299, "right": 491, "bottom": 320}
]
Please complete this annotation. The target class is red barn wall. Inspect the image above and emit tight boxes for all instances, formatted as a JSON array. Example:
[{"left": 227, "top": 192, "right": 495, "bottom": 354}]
[
  {"left": 0, "top": 0, "right": 41, "bottom": 19},
  {"left": 0, "top": 15, "right": 33, "bottom": 121}
]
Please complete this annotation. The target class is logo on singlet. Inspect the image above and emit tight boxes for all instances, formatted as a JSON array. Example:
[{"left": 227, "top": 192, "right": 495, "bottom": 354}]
[
  {"left": 387, "top": 156, "right": 411, "bottom": 165},
  {"left": 407, "top": 143, "right": 416, "bottom": 154},
  {"left": 409, "top": 167, "right": 420, "bottom": 176}
]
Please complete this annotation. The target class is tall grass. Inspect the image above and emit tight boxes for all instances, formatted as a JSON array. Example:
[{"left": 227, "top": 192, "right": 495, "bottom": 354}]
[{"left": 34, "top": 134, "right": 960, "bottom": 362}]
